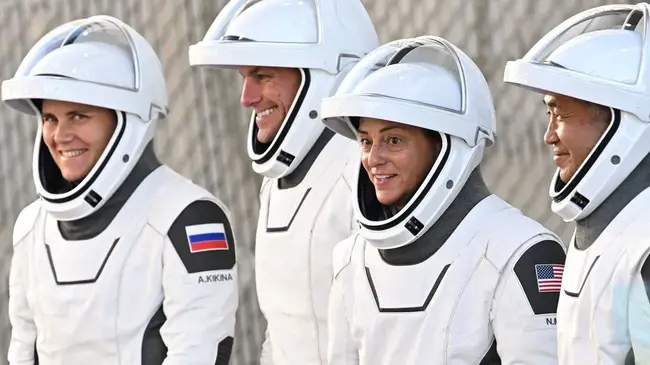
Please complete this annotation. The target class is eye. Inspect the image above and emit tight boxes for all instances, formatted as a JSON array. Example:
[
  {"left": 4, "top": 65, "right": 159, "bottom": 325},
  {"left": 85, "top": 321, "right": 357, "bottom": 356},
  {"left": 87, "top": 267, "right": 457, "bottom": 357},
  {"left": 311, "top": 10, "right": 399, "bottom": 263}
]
[
  {"left": 42, "top": 115, "right": 56, "bottom": 124},
  {"left": 72, "top": 113, "right": 89, "bottom": 121},
  {"left": 387, "top": 136, "right": 402, "bottom": 145},
  {"left": 254, "top": 73, "right": 271, "bottom": 81}
]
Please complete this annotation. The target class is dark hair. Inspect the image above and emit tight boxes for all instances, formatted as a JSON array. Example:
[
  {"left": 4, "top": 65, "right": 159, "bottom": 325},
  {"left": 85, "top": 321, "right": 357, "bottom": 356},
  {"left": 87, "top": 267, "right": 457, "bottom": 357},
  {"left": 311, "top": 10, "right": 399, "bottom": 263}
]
[
  {"left": 32, "top": 98, "right": 43, "bottom": 112},
  {"left": 425, "top": 129, "right": 442, "bottom": 144}
]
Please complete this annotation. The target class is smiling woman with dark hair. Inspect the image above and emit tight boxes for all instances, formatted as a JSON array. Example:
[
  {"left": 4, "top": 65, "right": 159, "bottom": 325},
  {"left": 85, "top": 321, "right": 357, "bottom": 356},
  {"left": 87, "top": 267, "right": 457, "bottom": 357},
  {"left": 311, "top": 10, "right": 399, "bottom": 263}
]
[{"left": 320, "top": 35, "right": 566, "bottom": 365}]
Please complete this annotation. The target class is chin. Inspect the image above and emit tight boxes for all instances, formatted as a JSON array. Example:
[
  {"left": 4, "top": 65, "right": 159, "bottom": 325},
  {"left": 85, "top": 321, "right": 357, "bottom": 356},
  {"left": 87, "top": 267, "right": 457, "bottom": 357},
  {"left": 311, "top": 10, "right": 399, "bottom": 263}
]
[
  {"left": 62, "top": 175, "right": 81, "bottom": 183},
  {"left": 256, "top": 132, "right": 273, "bottom": 144},
  {"left": 559, "top": 170, "right": 573, "bottom": 183},
  {"left": 61, "top": 170, "right": 87, "bottom": 183},
  {"left": 376, "top": 194, "right": 398, "bottom": 207}
]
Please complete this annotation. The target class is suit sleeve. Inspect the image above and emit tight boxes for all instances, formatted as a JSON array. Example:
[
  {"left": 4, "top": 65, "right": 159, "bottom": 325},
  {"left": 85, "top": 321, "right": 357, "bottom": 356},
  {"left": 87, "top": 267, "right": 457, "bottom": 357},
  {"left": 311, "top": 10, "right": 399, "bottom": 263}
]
[
  {"left": 491, "top": 236, "right": 565, "bottom": 365},
  {"left": 259, "top": 327, "right": 273, "bottom": 365},
  {"left": 628, "top": 250, "right": 650, "bottom": 363},
  {"left": 328, "top": 238, "right": 359, "bottom": 365},
  {"left": 341, "top": 152, "right": 360, "bottom": 236},
  {"left": 327, "top": 275, "right": 359, "bottom": 365},
  {"left": 160, "top": 200, "right": 238, "bottom": 365},
  {"left": 7, "top": 214, "right": 38, "bottom": 365}
]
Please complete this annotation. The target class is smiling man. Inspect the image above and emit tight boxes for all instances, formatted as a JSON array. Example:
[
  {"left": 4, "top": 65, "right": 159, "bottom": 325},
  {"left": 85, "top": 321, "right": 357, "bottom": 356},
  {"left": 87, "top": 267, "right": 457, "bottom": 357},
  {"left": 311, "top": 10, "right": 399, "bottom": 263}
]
[
  {"left": 239, "top": 66, "right": 302, "bottom": 146},
  {"left": 504, "top": 3, "right": 650, "bottom": 364},
  {"left": 189, "top": 0, "right": 379, "bottom": 364},
  {"left": 542, "top": 93, "right": 610, "bottom": 184}
]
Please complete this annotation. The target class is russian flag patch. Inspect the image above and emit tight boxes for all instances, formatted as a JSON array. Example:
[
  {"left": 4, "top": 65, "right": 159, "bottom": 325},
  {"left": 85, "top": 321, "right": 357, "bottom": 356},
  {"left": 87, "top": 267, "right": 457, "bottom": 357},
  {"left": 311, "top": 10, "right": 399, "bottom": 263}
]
[{"left": 185, "top": 223, "right": 229, "bottom": 253}]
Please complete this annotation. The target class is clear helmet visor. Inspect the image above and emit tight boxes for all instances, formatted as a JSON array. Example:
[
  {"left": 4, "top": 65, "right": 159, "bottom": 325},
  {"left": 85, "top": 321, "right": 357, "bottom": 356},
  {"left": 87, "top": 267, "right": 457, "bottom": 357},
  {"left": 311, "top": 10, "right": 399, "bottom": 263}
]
[
  {"left": 503, "top": 4, "right": 650, "bottom": 121},
  {"left": 17, "top": 16, "right": 139, "bottom": 91},
  {"left": 201, "top": 0, "right": 318, "bottom": 44},
  {"left": 517, "top": 4, "right": 646, "bottom": 87},
  {"left": 335, "top": 36, "right": 465, "bottom": 114},
  {"left": 526, "top": 6, "right": 641, "bottom": 62},
  {"left": 322, "top": 36, "right": 469, "bottom": 142}
]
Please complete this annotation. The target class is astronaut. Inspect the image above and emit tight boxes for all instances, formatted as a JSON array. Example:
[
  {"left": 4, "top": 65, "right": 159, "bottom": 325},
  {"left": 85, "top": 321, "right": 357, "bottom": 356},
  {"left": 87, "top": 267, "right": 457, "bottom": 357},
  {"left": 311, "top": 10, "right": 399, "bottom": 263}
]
[
  {"left": 503, "top": 3, "right": 650, "bottom": 364},
  {"left": 189, "top": 1, "right": 378, "bottom": 364},
  {"left": 320, "top": 36, "right": 566, "bottom": 365},
  {"left": 3, "top": 15, "right": 238, "bottom": 365}
]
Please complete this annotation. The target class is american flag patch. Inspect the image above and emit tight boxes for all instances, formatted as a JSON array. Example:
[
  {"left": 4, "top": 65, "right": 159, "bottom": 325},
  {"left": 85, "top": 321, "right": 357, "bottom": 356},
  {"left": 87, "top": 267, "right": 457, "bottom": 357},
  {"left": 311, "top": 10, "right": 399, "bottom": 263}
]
[{"left": 535, "top": 264, "right": 564, "bottom": 293}]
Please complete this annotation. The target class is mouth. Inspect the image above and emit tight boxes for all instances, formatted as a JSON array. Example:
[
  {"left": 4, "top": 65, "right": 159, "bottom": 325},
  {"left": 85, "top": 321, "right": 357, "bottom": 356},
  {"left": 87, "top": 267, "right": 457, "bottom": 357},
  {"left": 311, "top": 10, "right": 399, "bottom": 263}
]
[
  {"left": 59, "top": 149, "right": 88, "bottom": 159},
  {"left": 552, "top": 153, "right": 569, "bottom": 166},
  {"left": 255, "top": 107, "right": 277, "bottom": 124},
  {"left": 373, "top": 174, "right": 397, "bottom": 187}
]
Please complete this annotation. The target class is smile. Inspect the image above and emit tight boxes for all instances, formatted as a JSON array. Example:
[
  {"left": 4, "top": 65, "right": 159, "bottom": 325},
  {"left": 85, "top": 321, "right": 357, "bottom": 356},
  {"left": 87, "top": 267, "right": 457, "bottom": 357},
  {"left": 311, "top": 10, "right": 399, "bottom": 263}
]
[
  {"left": 255, "top": 108, "right": 277, "bottom": 122},
  {"left": 60, "top": 149, "right": 87, "bottom": 158},
  {"left": 374, "top": 174, "right": 396, "bottom": 186}
]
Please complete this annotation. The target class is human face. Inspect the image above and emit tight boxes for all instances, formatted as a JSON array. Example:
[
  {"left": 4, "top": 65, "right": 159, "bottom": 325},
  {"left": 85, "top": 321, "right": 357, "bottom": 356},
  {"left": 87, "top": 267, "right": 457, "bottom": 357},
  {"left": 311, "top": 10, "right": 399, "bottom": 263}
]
[
  {"left": 238, "top": 66, "right": 301, "bottom": 144},
  {"left": 543, "top": 93, "right": 610, "bottom": 182},
  {"left": 359, "top": 117, "right": 441, "bottom": 208},
  {"left": 41, "top": 100, "right": 117, "bottom": 182}
]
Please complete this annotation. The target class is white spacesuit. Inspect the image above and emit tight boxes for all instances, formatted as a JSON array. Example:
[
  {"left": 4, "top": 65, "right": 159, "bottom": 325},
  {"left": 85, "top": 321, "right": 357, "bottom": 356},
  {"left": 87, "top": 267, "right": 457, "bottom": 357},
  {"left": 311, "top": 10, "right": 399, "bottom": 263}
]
[
  {"left": 504, "top": 4, "right": 650, "bottom": 364},
  {"left": 189, "top": 1, "right": 378, "bottom": 364},
  {"left": 3, "top": 16, "right": 238, "bottom": 365},
  {"left": 319, "top": 36, "right": 566, "bottom": 365}
]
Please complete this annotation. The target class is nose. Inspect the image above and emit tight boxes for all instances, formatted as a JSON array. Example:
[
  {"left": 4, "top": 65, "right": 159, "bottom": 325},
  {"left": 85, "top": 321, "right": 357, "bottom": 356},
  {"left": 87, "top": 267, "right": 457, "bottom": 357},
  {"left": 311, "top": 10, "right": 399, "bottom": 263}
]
[
  {"left": 240, "top": 77, "right": 262, "bottom": 108},
  {"left": 366, "top": 143, "right": 387, "bottom": 170},
  {"left": 544, "top": 120, "right": 559, "bottom": 146},
  {"left": 52, "top": 120, "right": 74, "bottom": 145}
]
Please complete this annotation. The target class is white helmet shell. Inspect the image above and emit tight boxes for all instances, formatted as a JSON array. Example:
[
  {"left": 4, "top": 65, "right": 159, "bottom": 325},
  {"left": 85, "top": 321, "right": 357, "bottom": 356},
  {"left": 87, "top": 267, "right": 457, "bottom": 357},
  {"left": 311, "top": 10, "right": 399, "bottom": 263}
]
[
  {"left": 320, "top": 36, "right": 496, "bottom": 249},
  {"left": 2, "top": 15, "right": 169, "bottom": 221},
  {"left": 189, "top": 0, "right": 379, "bottom": 178},
  {"left": 504, "top": 3, "right": 650, "bottom": 222}
]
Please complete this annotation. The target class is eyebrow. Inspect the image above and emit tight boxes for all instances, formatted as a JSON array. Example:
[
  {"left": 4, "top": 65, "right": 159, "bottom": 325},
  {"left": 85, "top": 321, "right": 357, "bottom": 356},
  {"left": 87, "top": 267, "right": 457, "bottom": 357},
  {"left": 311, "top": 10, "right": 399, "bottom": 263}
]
[
  {"left": 358, "top": 126, "right": 403, "bottom": 135},
  {"left": 42, "top": 110, "right": 90, "bottom": 118},
  {"left": 239, "top": 67, "right": 261, "bottom": 77},
  {"left": 543, "top": 98, "right": 557, "bottom": 108}
]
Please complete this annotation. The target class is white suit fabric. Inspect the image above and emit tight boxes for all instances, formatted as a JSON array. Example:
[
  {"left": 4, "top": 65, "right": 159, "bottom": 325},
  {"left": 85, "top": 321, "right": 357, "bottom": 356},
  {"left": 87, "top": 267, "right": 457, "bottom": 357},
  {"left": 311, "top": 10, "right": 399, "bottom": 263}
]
[
  {"left": 257, "top": 132, "right": 359, "bottom": 365},
  {"left": 328, "top": 194, "right": 566, "bottom": 365},
  {"left": 8, "top": 165, "right": 238, "bottom": 365}
]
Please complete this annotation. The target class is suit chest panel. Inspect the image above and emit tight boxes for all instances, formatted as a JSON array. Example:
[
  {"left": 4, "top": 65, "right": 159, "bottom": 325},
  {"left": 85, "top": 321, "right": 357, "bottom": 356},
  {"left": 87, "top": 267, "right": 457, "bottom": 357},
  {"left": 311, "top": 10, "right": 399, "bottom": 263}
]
[
  {"left": 558, "top": 220, "right": 650, "bottom": 363},
  {"left": 348, "top": 238, "right": 497, "bottom": 363},
  {"left": 562, "top": 188, "right": 650, "bottom": 312},
  {"left": 27, "top": 206, "right": 164, "bottom": 341},
  {"left": 256, "top": 151, "right": 351, "bottom": 278},
  {"left": 262, "top": 145, "right": 348, "bottom": 232}
]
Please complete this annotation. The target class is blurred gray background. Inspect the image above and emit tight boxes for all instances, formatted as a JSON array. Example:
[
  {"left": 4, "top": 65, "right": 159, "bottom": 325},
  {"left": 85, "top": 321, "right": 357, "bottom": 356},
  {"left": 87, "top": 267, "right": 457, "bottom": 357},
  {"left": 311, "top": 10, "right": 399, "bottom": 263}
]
[{"left": 0, "top": 0, "right": 634, "bottom": 363}]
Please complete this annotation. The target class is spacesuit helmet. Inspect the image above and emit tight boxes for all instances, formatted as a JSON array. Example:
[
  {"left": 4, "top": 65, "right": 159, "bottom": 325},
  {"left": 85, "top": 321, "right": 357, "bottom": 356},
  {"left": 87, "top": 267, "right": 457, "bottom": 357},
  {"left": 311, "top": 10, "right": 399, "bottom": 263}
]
[
  {"left": 2, "top": 15, "right": 169, "bottom": 221},
  {"left": 189, "top": 0, "right": 379, "bottom": 178},
  {"left": 504, "top": 3, "right": 650, "bottom": 222},
  {"left": 321, "top": 36, "right": 496, "bottom": 249}
]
